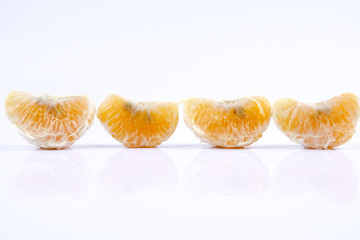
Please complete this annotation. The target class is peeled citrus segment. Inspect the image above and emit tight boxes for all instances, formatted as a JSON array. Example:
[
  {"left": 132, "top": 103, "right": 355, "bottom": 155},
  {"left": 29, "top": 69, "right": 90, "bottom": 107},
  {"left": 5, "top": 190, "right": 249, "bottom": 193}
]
[
  {"left": 272, "top": 93, "right": 360, "bottom": 149},
  {"left": 5, "top": 91, "right": 95, "bottom": 149},
  {"left": 183, "top": 96, "right": 272, "bottom": 148},
  {"left": 97, "top": 95, "right": 179, "bottom": 148}
]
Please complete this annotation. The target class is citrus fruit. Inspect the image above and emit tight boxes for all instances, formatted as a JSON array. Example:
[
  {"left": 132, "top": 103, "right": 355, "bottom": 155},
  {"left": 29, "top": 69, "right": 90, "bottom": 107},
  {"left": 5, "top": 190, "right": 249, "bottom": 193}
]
[
  {"left": 5, "top": 91, "right": 95, "bottom": 149},
  {"left": 183, "top": 96, "right": 272, "bottom": 148},
  {"left": 97, "top": 95, "right": 179, "bottom": 147},
  {"left": 272, "top": 93, "right": 360, "bottom": 149}
]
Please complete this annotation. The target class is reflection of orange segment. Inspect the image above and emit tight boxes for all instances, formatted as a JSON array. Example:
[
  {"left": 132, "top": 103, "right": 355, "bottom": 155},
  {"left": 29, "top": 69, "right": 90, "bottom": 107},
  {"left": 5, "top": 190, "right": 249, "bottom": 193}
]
[
  {"left": 8, "top": 150, "right": 95, "bottom": 200},
  {"left": 97, "top": 95, "right": 179, "bottom": 147},
  {"left": 273, "top": 151, "right": 357, "bottom": 206},
  {"left": 183, "top": 96, "right": 272, "bottom": 148},
  {"left": 5, "top": 91, "right": 95, "bottom": 149},
  {"left": 99, "top": 149, "right": 177, "bottom": 198},
  {"left": 186, "top": 149, "right": 270, "bottom": 199},
  {"left": 273, "top": 93, "right": 360, "bottom": 149}
]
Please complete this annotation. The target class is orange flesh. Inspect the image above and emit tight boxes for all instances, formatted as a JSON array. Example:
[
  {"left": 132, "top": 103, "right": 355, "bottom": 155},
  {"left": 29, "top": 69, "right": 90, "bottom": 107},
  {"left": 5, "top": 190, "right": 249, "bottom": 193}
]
[
  {"left": 97, "top": 95, "right": 179, "bottom": 147},
  {"left": 5, "top": 91, "right": 95, "bottom": 149},
  {"left": 183, "top": 96, "right": 272, "bottom": 148},
  {"left": 273, "top": 93, "right": 360, "bottom": 149}
]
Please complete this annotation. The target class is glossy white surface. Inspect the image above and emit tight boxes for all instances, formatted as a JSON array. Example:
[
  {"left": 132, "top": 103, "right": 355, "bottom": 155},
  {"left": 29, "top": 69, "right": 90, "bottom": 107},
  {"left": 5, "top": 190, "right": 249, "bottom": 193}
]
[
  {"left": 1, "top": 0, "right": 360, "bottom": 239},
  {"left": 1, "top": 143, "right": 360, "bottom": 239}
]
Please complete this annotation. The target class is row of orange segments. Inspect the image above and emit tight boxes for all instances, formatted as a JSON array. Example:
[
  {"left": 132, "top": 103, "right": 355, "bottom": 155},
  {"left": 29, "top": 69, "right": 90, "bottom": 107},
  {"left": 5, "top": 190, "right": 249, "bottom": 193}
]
[{"left": 5, "top": 91, "right": 360, "bottom": 149}]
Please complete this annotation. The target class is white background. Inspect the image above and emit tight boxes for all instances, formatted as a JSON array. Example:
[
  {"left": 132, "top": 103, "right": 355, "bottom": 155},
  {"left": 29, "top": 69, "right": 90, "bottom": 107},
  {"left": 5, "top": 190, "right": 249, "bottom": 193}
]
[{"left": 1, "top": 0, "right": 360, "bottom": 239}]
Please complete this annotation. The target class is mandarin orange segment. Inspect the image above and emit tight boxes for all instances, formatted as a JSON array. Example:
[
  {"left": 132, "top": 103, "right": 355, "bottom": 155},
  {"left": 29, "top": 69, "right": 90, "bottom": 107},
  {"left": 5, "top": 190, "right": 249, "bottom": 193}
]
[
  {"left": 5, "top": 91, "right": 95, "bottom": 149},
  {"left": 97, "top": 95, "right": 179, "bottom": 147},
  {"left": 272, "top": 93, "right": 360, "bottom": 149},
  {"left": 183, "top": 96, "right": 272, "bottom": 148}
]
